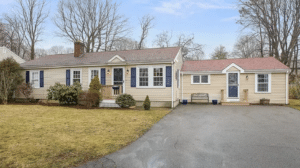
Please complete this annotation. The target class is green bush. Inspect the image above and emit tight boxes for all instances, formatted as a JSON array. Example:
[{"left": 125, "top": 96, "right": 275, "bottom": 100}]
[
  {"left": 47, "top": 82, "right": 82, "bottom": 105},
  {"left": 143, "top": 95, "right": 151, "bottom": 110},
  {"left": 115, "top": 94, "right": 136, "bottom": 108},
  {"left": 78, "top": 91, "right": 99, "bottom": 108},
  {"left": 88, "top": 76, "right": 102, "bottom": 104},
  {"left": 290, "top": 84, "right": 300, "bottom": 99},
  {"left": 0, "top": 58, "right": 23, "bottom": 104}
]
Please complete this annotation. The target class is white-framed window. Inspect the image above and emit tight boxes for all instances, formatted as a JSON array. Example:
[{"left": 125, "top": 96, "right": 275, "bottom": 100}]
[
  {"left": 137, "top": 66, "right": 165, "bottom": 88},
  {"left": 71, "top": 69, "right": 82, "bottom": 85},
  {"left": 31, "top": 71, "right": 40, "bottom": 88},
  {"left": 139, "top": 68, "right": 149, "bottom": 86},
  {"left": 255, "top": 74, "right": 271, "bottom": 93},
  {"left": 88, "top": 68, "right": 100, "bottom": 85},
  {"left": 191, "top": 75, "right": 210, "bottom": 84},
  {"left": 153, "top": 68, "right": 163, "bottom": 86}
]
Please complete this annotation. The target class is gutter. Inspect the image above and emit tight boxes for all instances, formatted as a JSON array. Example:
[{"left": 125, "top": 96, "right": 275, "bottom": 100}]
[
  {"left": 181, "top": 71, "right": 183, "bottom": 102},
  {"left": 286, "top": 70, "right": 289, "bottom": 105},
  {"left": 20, "top": 61, "right": 174, "bottom": 70}
]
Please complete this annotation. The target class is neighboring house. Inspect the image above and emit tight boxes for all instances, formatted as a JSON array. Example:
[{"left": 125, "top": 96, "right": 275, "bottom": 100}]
[
  {"left": 20, "top": 42, "right": 183, "bottom": 108},
  {"left": 0, "top": 47, "right": 26, "bottom": 64},
  {"left": 19, "top": 42, "right": 290, "bottom": 107},
  {"left": 181, "top": 58, "right": 290, "bottom": 105}
]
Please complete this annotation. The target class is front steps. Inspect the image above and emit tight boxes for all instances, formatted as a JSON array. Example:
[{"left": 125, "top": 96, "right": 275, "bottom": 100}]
[
  {"left": 221, "top": 102, "right": 250, "bottom": 106},
  {"left": 99, "top": 99, "right": 120, "bottom": 108}
]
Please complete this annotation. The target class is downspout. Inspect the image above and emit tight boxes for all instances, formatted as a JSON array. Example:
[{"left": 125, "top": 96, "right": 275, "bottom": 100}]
[
  {"left": 286, "top": 70, "right": 289, "bottom": 105},
  {"left": 181, "top": 71, "right": 183, "bottom": 102},
  {"left": 172, "top": 61, "right": 174, "bottom": 108}
]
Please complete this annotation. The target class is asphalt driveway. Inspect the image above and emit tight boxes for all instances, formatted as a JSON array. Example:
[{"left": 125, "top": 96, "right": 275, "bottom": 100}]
[{"left": 77, "top": 105, "right": 300, "bottom": 168}]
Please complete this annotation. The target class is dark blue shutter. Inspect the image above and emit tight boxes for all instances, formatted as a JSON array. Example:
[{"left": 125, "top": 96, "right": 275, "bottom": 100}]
[
  {"left": 166, "top": 66, "right": 172, "bottom": 87},
  {"left": 66, "top": 69, "right": 70, "bottom": 86},
  {"left": 40, "top": 71, "right": 44, "bottom": 87},
  {"left": 101, "top": 68, "right": 106, "bottom": 85},
  {"left": 131, "top": 68, "right": 136, "bottom": 87},
  {"left": 26, "top": 71, "right": 30, "bottom": 83}
]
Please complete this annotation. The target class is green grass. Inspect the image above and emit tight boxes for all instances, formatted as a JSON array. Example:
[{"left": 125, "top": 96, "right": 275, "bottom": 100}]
[
  {"left": 288, "top": 99, "right": 300, "bottom": 111},
  {"left": 0, "top": 105, "right": 171, "bottom": 168}
]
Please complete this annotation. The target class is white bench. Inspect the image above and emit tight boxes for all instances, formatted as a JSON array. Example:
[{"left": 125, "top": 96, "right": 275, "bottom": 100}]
[{"left": 191, "top": 93, "right": 209, "bottom": 103}]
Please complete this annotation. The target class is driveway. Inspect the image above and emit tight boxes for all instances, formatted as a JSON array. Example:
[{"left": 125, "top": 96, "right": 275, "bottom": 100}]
[{"left": 77, "top": 105, "right": 300, "bottom": 168}]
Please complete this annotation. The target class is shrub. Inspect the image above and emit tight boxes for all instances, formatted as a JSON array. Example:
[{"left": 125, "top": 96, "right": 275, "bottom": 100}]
[
  {"left": 88, "top": 76, "right": 102, "bottom": 104},
  {"left": 79, "top": 91, "right": 99, "bottom": 108},
  {"left": 115, "top": 94, "right": 136, "bottom": 108},
  {"left": 143, "top": 95, "right": 151, "bottom": 110},
  {"left": 47, "top": 82, "right": 82, "bottom": 105},
  {"left": 290, "top": 84, "right": 300, "bottom": 99},
  {"left": 17, "top": 83, "right": 33, "bottom": 100},
  {"left": 0, "top": 58, "right": 23, "bottom": 104}
]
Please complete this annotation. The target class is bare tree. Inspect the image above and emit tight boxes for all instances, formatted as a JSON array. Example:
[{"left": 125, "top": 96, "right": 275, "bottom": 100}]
[
  {"left": 49, "top": 45, "right": 65, "bottom": 55},
  {"left": 138, "top": 14, "right": 155, "bottom": 49},
  {"left": 211, "top": 45, "right": 229, "bottom": 60},
  {"left": 4, "top": 0, "right": 49, "bottom": 60},
  {"left": 54, "top": 0, "right": 129, "bottom": 53},
  {"left": 232, "top": 34, "right": 261, "bottom": 58},
  {"left": 153, "top": 31, "right": 172, "bottom": 48},
  {"left": 237, "top": 0, "right": 300, "bottom": 69},
  {"left": 35, "top": 48, "right": 47, "bottom": 58},
  {"left": 112, "top": 37, "right": 138, "bottom": 51}
]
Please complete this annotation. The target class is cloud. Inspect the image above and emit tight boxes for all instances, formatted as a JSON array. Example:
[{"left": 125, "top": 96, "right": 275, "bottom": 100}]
[
  {"left": 133, "top": 0, "right": 151, "bottom": 4},
  {"left": 221, "top": 16, "right": 239, "bottom": 22}
]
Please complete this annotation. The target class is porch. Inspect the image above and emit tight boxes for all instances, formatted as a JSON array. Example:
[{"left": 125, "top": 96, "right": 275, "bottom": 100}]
[
  {"left": 220, "top": 89, "right": 250, "bottom": 106},
  {"left": 100, "top": 85, "right": 123, "bottom": 108}
]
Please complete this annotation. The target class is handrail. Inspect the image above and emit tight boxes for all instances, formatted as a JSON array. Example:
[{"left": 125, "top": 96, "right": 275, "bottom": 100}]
[{"left": 101, "top": 85, "right": 123, "bottom": 99}]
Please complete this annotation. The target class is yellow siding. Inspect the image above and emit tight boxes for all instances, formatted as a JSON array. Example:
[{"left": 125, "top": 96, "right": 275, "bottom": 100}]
[
  {"left": 180, "top": 74, "right": 226, "bottom": 102},
  {"left": 227, "top": 66, "right": 239, "bottom": 71},
  {"left": 125, "top": 64, "right": 172, "bottom": 102},
  {"left": 180, "top": 73, "right": 287, "bottom": 104},
  {"left": 240, "top": 73, "right": 286, "bottom": 104}
]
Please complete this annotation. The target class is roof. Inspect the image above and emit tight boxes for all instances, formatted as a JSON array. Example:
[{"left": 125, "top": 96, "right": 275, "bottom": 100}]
[
  {"left": 21, "top": 47, "right": 181, "bottom": 68},
  {"left": 0, "top": 47, "right": 26, "bottom": 64},
  {"left": 181, "top": 57, "right": 290, "bottom": 72}
]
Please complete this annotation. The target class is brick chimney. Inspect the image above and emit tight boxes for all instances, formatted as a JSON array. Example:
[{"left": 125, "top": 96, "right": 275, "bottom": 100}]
[{"left": 74, "top": 41, "right": 84, "bottom": 57}]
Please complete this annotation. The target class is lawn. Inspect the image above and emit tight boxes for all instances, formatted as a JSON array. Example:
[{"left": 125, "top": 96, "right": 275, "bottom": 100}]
[
  {"left": 288, "top": 99, "right": 300, "bottom": 111},
  {"left": 0, "top": 105, "right": 171, "bottom": 168}
]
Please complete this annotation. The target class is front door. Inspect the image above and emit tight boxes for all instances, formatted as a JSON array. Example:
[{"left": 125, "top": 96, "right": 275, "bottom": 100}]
[
  {"left": 113, "top": 68, "right": 124, "bottom": 94},
  {"left": 228, "top": 73, "right": 239, "bottom": 99}
]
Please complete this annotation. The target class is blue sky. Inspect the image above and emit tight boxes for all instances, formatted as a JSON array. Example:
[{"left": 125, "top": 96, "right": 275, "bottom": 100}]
[{"left": 0, "top": 0, "right": 243, "bottom": 59}]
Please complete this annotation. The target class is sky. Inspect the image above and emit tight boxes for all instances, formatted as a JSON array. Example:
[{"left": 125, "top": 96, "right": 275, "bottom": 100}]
[{"left": 0, "top": 0, "right": 244, "bottom": 59}]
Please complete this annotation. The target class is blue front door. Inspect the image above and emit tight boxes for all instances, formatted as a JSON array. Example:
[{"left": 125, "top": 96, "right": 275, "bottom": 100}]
[{"left": 228, "top": 73, "right": 238, "bottom": 98}]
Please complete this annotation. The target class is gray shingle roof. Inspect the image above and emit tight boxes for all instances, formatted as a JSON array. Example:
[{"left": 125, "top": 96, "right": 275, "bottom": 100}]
[{"left": 21, "top": 47, "right": 180, "bottom": 68}]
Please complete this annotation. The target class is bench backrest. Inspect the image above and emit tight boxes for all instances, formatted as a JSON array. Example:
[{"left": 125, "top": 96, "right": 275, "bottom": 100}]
[{"left": 192, "top": 93, "right": 208, "bottom": 97}]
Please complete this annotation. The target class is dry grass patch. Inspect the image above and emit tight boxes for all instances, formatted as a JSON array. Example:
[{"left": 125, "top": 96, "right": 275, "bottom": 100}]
[
  {"left": 0, "top": 105, "right": 171, "bottom": 168},
  {"left": 288, "top": 99, "right": 300, "bottom": 111}
]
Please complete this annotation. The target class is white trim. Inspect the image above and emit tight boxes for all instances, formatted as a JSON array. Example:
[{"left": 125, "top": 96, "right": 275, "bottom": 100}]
[
  {"left": 30, "top": 70, "right": 40, "bottom": 89},
  {"left": 174, "top": 48, "right": 182, "bottom": 63},
  {"left": 70, "top": 68, "right": 83, "bottom": 85},
  {"left": 112, "top": 67, "right": 126, "bottom": 93},
  {"left": 226, "top": 71, "right": 240, "bottom": 101},
  {"left": 191, "top": 75, "right": 211, "bottom": 85},
  {"left": 286, "top": 72, "right": 289, "bottom": 104},
  {"left": 88, "top": 68, "right": 101, "bottom": 86},
  {"left": 182, "top": 69, "right": 291, "bottom": 75},
  {"left": 108, "top": 55, "right": 125, "bottom": 62},
  {"left": 172, "top": 61, "right": 174, "bottom": 108},
  {"left": 181, "top": 71, "right": 183, "bottom": 102},
  {"left": 255, "top": 73, "right": 272, "bottom": 93},
  {"left": 21, "top": 62, "right": 173, "bottom": 69},
  {"left": 222, "top": 63, "right": 245, "bottom": 73},
  {"left": 136, "top": 65, "right": 166, "bottom": 89}
]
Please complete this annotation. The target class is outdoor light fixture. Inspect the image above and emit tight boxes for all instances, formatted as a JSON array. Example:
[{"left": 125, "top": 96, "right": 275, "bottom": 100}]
[
  {"left": 246, "top": 75, "right": 249, "bottom": 80},
  {"left": 127, "top": 69, "right": 129, "bottom": 72}
]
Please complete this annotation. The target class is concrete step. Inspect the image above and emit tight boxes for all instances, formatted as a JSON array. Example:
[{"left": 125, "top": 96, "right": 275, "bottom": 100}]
[
  {"left": 221, "top": 102, "right": 250, "bottom": 106},
  {"left": 99, "top": 99, "right": 120, "bottom": 108}
]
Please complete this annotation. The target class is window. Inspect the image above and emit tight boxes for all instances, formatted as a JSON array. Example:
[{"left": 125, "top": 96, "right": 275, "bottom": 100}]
[
  {"left": 256, "top": 74, "right": 271, "bottom": 93},
  {"left": 191, "top": 75, "right": 210, "bottom": 84},
  {"left": 137, "top": 66, "right": 165, "bottom": 88},
  {"left": 139, "top": 68, "right": 148, "bottom": 86},
  {"left": 89, "top": 69, "right": 100, "bottom": 84},
  {"left": 201, "top": 75, "right": 209, "bottom": 83},
  {"left": 153, "top": 68, "right": 163, "bottom": 86},
  {"left": 71, "top": 69, "right": 82, "bottom": 85},
  {"left": 31, "top": 71, "right": 39, "bottom": 88}
]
